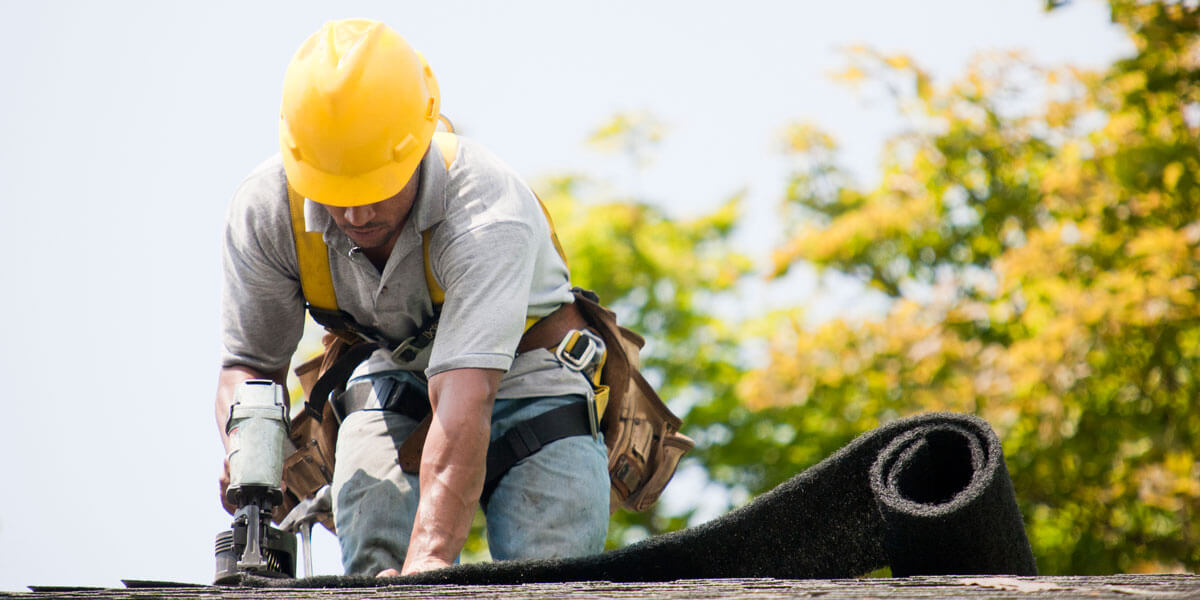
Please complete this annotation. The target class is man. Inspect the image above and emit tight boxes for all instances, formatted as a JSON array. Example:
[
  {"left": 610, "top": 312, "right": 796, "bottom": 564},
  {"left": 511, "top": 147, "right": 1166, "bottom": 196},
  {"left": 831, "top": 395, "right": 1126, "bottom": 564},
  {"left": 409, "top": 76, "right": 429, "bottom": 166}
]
[{"left": 215, "top": 19, "right": 610, "bottom": 576}]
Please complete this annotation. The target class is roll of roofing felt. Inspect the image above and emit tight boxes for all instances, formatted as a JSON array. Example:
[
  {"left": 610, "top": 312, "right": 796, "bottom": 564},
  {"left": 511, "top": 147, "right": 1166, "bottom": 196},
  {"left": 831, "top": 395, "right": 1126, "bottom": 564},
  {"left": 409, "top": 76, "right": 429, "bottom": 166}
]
[
  {"left": 870, "top": 421, "right": 1036, "bottom": 577},
  {"left": 236, "top": 412, "right": 1036, "bottom": 587}
]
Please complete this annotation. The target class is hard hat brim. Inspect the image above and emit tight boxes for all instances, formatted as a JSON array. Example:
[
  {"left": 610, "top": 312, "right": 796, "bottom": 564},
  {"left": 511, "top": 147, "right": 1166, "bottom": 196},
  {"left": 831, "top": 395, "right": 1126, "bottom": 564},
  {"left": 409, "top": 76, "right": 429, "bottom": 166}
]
[{"left": 281, "top": 138, "right": 428, "bottom": 208}]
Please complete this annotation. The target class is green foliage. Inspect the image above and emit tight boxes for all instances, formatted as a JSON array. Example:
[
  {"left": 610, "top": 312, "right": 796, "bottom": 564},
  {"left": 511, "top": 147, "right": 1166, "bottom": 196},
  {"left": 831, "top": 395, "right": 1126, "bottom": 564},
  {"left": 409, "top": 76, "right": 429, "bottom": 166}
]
[
  {"left": 746, "top": 0, "right": 1200, "bottom": 574},
  {"left": 586, "top": 111, "right": 667, "bottom": 171},
  {"left": 537, "top": 163, "right": 752, "bottom": 546},
  {"left": 456, "top": 116, "right": 752, "bottom": 556}
]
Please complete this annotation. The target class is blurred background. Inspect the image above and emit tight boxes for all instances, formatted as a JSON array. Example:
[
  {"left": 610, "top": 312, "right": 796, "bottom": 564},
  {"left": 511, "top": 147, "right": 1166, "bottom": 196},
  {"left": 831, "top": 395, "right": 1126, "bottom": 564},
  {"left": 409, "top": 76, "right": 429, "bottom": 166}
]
[{"left": 3, "top": 0, "right": 1193, "bottom": 590}]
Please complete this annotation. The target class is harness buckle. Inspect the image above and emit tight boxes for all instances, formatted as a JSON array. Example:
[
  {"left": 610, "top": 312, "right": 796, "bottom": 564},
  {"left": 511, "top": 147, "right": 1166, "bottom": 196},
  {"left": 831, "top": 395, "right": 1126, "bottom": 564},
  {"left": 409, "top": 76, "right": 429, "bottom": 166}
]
[
  {"left": 390, "top": 319, "right": 440, "bottom": 363},
  {"left": 390, "top": 337, "right": 417, "bottom": 363},
  {"left": 556, "top": 329, "right": 606, "bottom": 441},
  {"left": 555, "top": 328, "right": 605, "bottom": 374}
]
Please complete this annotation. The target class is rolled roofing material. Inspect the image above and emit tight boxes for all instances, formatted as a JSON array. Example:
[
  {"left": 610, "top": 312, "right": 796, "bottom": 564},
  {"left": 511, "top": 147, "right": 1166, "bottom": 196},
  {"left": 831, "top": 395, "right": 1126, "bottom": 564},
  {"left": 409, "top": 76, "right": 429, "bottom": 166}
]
[{"left": 237, "top": 411, "right": 1036, "bottom": 587}]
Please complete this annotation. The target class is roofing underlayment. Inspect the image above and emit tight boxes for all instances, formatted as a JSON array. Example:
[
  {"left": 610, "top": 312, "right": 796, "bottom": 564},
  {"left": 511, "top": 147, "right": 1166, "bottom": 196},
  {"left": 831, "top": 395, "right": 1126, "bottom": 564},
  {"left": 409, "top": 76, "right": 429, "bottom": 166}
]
[
  {"left": 15, "top": 575, "right": 1200, "bottom": 599},
  {"left": 15, "top": 413, "right": 1193, "bottom": 599}
]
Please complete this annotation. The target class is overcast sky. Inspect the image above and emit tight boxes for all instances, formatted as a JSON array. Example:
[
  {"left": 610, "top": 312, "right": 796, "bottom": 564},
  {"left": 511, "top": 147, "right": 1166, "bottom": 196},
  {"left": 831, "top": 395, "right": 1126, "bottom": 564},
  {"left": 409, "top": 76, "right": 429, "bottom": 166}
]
[{"left": 0, "top": 0, "right": 1130, "bottom": 591}]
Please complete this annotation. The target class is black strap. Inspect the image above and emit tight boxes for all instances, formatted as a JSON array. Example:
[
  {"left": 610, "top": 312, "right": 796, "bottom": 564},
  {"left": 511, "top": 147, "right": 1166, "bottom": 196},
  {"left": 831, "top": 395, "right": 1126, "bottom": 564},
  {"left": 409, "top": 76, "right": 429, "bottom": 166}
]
[
  {"left": 305, "top": 342, "right": 380, "bottom": 423},
  {"left": 307, "top": 306, "right": 394, "bottom": 347},
  {"left": 331, "top": 374, "right": 431, "bottom": 423},
  {"left": 481, "top": 402, "right": 592, "bottom": 505},
  {"left": 307, "top": 304, "right": 441, "bottom": 364},
  {"left": 303, "top": 302, "right": 442, "bottom": 423}
]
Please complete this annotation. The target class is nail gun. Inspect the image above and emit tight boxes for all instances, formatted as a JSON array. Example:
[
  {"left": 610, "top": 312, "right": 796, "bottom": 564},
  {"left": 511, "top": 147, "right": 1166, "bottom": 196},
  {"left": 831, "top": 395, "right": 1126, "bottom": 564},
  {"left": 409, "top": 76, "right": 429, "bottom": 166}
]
[{"left": 213, "top": 380, "right": 297, "bottom": 584}]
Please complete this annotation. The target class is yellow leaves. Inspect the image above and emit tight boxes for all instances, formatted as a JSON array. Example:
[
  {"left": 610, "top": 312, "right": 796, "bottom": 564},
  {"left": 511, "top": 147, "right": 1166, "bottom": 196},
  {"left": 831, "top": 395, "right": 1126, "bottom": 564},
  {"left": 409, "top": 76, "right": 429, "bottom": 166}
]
[
  {"left": 1129, "top": 190, "right": 1167, "bottom": 218},
  {"left": 1162, "top": 161, "right": 1184, "bottom": 191},
  {"left": 769, "top": 226, "right": 818, "bottom": 278},
  {"left": 586, "top": 111, "right": 666, "bottom": 169},
  {"left": 740, "top": 296, "right": 992, "bottom": 416},
  {"left": 830, "top": 47, "right": 932, "bottom": 108},
  {"left": 915, "top": 72, "right": 932, "bottom": 103},
  {"left": 1044, "top": 100, "right": 1078, "bottom": 130},
  {"left": 771, "top": 192, "right": 937, "bottom": 277},
  {"left": 1104, "top": 110, "right": 1143, "bottom": 142},
  {"left": 587, "top": 111, "right": 665, "bottom": 149},
  {"left": 831, "top": 65, "right": 867, "bottom": 86},
  {"left": 781, "top": 122, "right": 837, "bottom": 155},
  {"left": 1135, "top": 452, "right": 1200, "bottom": 512},
  {"left": 1112, "top": 70, "right": 1148, "bottom": 96}
]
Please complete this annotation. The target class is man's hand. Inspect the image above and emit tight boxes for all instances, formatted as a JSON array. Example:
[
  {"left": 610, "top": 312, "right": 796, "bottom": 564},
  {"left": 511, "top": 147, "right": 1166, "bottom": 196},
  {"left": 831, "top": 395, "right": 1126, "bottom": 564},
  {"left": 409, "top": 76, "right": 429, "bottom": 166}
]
[
  {"left": 398, "top": 368, "right": 501, "bottom": 576},
  {"left": 218, "top": 455, "right": 237, "bottom": 515}
]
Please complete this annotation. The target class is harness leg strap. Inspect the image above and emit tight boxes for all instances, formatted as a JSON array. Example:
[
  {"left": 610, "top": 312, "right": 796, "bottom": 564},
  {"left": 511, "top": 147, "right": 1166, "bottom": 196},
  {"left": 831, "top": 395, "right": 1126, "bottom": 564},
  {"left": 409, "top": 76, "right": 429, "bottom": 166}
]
[{"left": 480, "top": 401, "right": 594, "bottom": 506}]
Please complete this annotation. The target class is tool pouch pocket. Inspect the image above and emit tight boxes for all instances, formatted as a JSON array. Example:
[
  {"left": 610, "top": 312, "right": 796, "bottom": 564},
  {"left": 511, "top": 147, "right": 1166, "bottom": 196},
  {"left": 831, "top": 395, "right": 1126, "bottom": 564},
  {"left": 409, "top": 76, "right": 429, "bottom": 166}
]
[
  {"left": 570, "top": 289, "right": 695, "bottom": 513},
  {"left": 277, "top": 333, "right": 348, "bottom": 533},
  {"left": 607, "top": 370, "right": 695, "bottom": 512}
]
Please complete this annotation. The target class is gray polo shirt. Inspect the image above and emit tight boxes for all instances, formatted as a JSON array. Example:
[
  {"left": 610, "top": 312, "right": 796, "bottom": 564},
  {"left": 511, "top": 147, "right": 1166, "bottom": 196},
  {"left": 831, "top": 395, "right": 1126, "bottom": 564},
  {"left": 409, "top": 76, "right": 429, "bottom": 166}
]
[{"left": 221, "top": 135, "right": 591, "bottom": 400}]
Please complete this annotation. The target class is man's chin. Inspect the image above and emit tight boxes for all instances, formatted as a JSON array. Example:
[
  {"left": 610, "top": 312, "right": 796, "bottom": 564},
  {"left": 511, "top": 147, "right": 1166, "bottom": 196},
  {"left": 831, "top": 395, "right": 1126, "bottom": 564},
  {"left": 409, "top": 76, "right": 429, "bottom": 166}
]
[
  {"left": 345, "top": 229, "right": 386, "bottom": 249},
  {"left": 349, "top": 237, "right": 382, "bottom": 249}
]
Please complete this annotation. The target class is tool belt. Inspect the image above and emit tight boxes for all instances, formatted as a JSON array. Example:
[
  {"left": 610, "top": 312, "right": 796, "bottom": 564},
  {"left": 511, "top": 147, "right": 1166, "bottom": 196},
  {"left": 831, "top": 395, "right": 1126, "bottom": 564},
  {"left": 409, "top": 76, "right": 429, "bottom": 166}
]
[{"left": 278, "top": 288, "right": 694, "bottom": 531}]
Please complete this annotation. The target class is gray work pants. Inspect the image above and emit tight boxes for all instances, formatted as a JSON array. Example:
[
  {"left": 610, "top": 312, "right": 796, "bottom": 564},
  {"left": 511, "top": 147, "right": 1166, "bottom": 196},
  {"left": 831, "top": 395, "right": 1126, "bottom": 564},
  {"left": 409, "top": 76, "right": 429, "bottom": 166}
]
[{"left": 330, "top": 374, "right": 610, "bottom": 575}]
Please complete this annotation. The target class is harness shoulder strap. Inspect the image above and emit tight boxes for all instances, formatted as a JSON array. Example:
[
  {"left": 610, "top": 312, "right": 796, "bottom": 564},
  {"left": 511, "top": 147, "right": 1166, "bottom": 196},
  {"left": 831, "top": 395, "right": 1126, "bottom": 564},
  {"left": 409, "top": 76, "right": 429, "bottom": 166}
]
[
  {"left": 287, "top": 184, "right": 339, "bottom": 311},
  {"left": 424, "top": 132, "right": 567, "bottom": 323}
]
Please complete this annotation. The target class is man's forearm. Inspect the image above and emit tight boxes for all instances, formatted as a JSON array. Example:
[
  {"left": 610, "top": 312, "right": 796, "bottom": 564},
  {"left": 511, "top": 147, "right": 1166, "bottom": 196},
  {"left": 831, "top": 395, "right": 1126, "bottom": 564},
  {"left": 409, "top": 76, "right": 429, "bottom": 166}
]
[{"left": 403, "top": 368, "right": 500, "bottom": 574}]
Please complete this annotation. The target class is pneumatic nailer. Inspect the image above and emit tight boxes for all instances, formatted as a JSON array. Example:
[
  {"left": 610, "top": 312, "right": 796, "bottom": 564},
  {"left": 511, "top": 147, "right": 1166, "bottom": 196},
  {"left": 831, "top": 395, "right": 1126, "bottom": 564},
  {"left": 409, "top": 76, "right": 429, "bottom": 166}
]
[{"left": 213, "top": 380, "right": 296, "bottom": 584}]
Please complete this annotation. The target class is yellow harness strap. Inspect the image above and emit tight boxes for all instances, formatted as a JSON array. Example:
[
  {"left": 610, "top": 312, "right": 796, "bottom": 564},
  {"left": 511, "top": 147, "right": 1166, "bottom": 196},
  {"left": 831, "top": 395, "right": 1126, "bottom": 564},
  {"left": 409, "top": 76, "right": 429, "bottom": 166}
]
[
  {"left": 289, "top": 131, "right": 564, "bottom": 333},
  {"left": 287, "top": 184, "right": 338, "bottom": 311},
  {"left": 422, "top": 132, "right": 458, "bottom": 306}
]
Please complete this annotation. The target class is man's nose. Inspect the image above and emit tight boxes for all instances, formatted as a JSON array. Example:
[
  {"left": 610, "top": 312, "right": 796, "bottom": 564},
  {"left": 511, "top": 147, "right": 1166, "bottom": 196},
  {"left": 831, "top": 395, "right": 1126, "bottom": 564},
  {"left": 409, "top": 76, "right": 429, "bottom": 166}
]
[{"left": 343, "top": 205, "right": 374, "bottom": 227}]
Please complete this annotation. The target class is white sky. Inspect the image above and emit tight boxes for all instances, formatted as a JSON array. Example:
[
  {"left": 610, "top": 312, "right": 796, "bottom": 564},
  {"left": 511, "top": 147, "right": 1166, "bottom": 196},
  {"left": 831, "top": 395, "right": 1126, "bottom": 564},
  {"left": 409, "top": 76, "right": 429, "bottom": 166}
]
[{"left": 0, "top": 0, "right": 1130, "bottom": 591}]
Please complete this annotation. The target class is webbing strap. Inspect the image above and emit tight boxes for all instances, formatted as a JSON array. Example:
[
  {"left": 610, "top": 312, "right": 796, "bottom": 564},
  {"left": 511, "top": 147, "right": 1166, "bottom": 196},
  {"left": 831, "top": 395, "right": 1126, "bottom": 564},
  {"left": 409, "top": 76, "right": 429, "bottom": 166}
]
[
  {"left": 423, "top": 132, "right": 459, "bottom": 305},
  {"left": 287, "top": 184, "right": 338, "bottom": 311},
  {"left": 305, "top": 342, "right": 380, "bottom": 423},
  {"left": 480, "top": 401, "right": 593, "bottom": 505},
  {"left": 538, "top": 198, "right": 568, "bottom": 269},
  {"left": 421, "top": 231, "right": 445, "bottom": 305}
]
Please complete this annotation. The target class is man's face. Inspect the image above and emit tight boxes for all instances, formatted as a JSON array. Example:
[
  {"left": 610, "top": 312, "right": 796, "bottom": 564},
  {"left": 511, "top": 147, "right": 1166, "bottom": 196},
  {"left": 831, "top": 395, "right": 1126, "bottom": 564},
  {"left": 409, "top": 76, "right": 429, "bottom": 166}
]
[{"left": 319, "top": 173, "right": 419, "bottom": 250}]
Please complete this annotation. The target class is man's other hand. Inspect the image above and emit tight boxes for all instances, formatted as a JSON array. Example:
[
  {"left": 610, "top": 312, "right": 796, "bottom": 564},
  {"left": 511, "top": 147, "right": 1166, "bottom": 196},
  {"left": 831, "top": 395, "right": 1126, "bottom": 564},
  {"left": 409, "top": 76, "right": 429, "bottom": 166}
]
[{"left": 219, "top": 455, "right": 236, "bottom": 515}]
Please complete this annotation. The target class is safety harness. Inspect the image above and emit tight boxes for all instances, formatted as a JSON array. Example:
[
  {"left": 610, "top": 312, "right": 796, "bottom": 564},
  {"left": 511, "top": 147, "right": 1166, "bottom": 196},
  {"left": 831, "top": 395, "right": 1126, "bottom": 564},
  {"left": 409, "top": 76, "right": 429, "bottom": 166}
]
[{"left": 288, "top": 132, "right": 608, "bottom": 503}]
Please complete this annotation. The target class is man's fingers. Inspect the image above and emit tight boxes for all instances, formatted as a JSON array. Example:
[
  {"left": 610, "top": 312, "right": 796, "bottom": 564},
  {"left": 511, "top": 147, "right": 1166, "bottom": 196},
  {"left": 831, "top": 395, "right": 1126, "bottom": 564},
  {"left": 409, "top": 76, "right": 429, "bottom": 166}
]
[
  {"left": 376, "top": 568, "right": 400, "bottom": 578},
  {"left": 219, "top": 459, "right": 236, "bottom": 516}
]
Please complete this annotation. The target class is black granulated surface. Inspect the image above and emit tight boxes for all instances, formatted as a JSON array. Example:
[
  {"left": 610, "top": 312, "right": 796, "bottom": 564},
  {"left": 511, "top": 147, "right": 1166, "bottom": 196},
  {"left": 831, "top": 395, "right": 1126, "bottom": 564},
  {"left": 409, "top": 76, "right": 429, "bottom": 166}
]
[{"left": 233, "top": 411, "right": 1036, "bottom": 587}]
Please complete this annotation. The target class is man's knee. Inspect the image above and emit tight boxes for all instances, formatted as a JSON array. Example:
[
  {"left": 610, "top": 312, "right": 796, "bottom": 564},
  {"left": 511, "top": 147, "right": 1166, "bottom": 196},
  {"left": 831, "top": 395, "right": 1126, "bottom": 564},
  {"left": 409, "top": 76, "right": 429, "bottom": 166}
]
[
  {"left": 484, "top": 435, "right": 610, "bottom": 560},
  {"left": 332, "top": 410, "right": 422, "bottom": 575}
]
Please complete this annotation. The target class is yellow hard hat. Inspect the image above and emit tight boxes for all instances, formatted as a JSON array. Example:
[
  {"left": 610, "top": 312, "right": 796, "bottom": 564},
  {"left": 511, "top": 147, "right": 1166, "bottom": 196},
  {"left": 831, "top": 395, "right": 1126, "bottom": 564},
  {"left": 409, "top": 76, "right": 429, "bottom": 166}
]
[{"left": 279, "top": 19, "right": 440, "bottom": 207}]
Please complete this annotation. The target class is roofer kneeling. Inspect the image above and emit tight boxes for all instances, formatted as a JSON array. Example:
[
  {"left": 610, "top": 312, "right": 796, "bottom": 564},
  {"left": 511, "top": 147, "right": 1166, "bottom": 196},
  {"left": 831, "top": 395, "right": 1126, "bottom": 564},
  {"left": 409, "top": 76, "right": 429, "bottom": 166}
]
[{"left": 214, "top": 19, "right": 611, "bottom": 576}]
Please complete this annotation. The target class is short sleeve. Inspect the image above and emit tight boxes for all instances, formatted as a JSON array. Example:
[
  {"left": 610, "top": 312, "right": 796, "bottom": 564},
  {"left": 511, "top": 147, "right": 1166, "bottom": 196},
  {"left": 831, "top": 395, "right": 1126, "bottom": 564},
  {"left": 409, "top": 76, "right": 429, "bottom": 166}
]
[
  {"left": 424, "top": 220, "right": 536, "bottom": 377},
  {"left": 219, "top": 171, "right": 307, "bottom": 373}
]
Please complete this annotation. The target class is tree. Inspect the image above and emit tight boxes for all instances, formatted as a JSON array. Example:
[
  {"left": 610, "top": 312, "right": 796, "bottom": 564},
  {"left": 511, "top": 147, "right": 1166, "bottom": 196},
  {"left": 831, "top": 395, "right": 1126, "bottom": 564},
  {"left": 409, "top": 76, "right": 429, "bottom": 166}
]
[
  {"left": 736, "top": 0, "right": 1200, "bottom": 573},
  {"left": 538, "top": 112, "right": 753, "bottom": 544}
]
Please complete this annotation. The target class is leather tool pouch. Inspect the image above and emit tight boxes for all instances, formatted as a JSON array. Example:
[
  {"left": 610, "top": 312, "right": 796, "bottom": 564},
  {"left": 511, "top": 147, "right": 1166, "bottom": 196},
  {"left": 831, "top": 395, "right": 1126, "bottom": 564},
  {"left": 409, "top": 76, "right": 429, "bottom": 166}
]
[
  {"left": 277, "top": 333, "right": 348, "bottom": 533},
  {"left": 570, "top": 289, "right": 696, "bottom": 513}
]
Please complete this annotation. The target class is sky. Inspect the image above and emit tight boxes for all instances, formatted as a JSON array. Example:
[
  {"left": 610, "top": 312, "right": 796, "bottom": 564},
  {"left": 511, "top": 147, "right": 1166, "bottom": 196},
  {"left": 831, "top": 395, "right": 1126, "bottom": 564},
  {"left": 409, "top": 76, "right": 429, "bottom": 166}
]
[{"left": 0, "top": 0, "right": 1131, "bottom": 591}]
